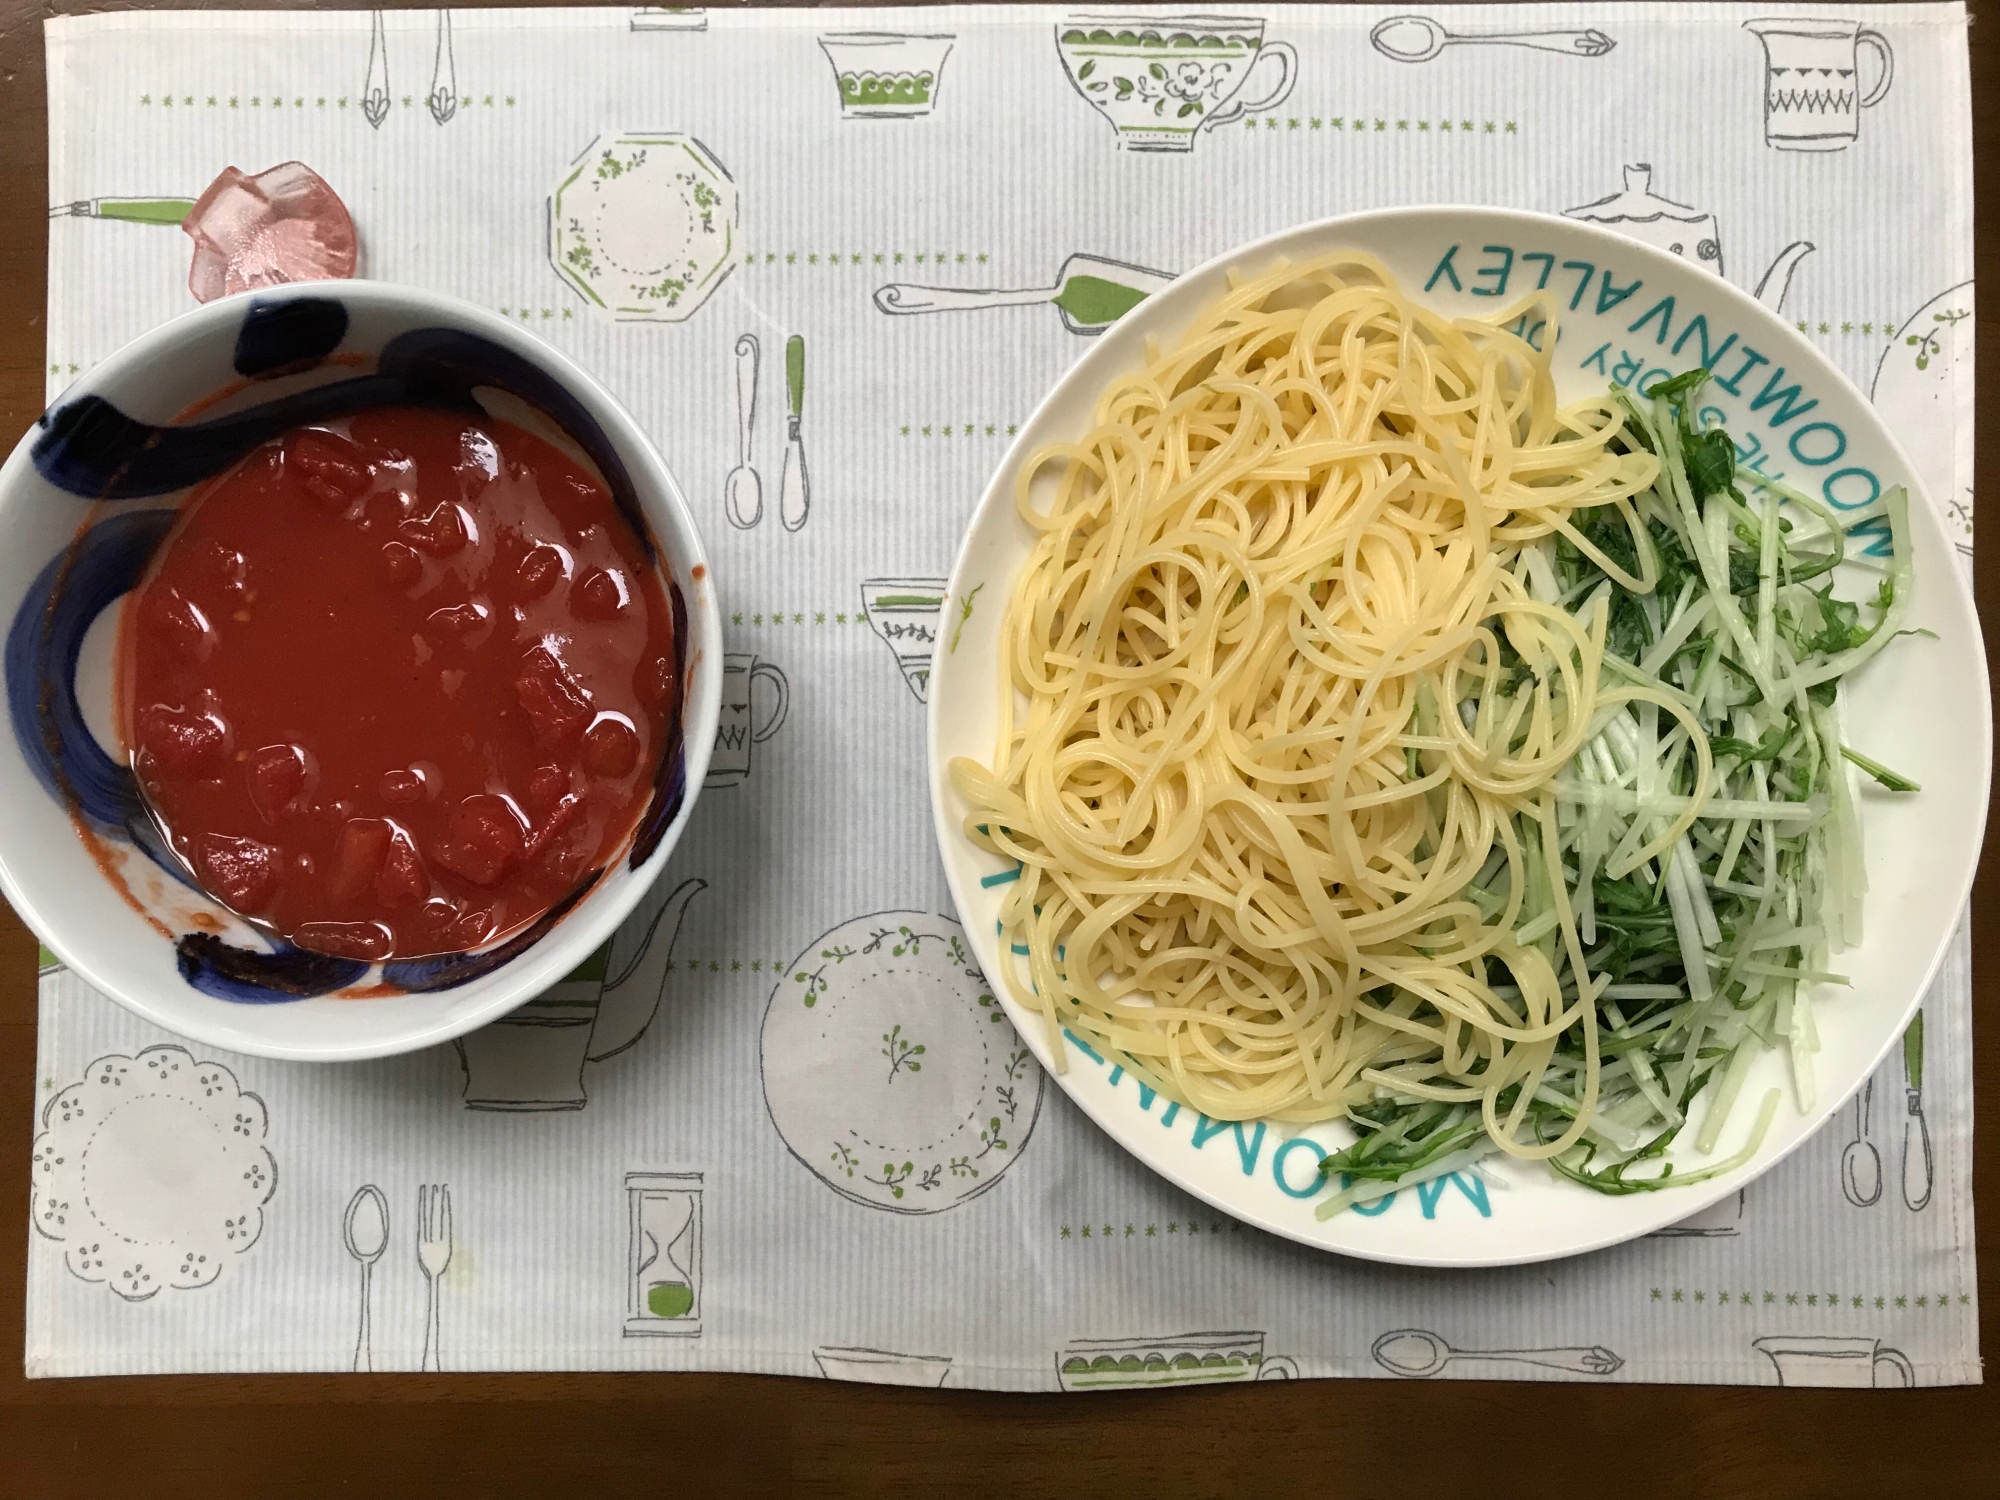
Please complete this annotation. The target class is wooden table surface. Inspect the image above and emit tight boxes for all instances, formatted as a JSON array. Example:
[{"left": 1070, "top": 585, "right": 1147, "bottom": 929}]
[{"left": 2, "top": 1, "right": 1995, "bottom": 1494}]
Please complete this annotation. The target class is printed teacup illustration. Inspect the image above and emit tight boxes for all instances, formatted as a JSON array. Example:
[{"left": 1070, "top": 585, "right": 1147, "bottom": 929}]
[
  {"left": 454, "top": 876, "right": 706, "bottom": 1109},
  {"left": 1872, "top": 285, "right": 1974, "bottom": 560},
  {"left": 626, "top": 1172, "right": 703, "bottom": 1336},
  {"left": 1563, "top": 164, "right": 1813, "bottom": 313},
  {"left": 1371, "top": 1328, "right": 1623, "bottom": 1378},
  {"left": 813, "top": 1345, "right": 953, "bottom": 1386},
  {"left": 818, "top": 32, "right": 954, "bottom": 118},
  {"left": 1753, "top": 1334, "right": 1914, "bottom": 1388},
  {"left": 860, "top": 580, "right": 948, "bottom": 702},
  {"left": 1368, "top": 14, "right": 1615, "bottom": 63},
  {"left": 1744, "top": 17, "right": 1893, "bottom": 152},
  {"left": 707, "top": 652, "right": 789, "bottom": 788},
  {"left": 341, "top": 1184, "right": 389, "bottom": 1371},
  {"left": 724, "top": 334, "right": 762, "bottom": 530},
  {"left": 549, "top": 132, "right": 739, "bottom": 322},
  {"left": 1056, "top": 14, "right": 1297, "bottom": 152},
  {"left": 762, "top": 911, "right": 1043, "bottom": 1214},
  {"left": 631, "top": 7, "right": 708, "bottom": 30},
  {"left": 874, "top": 252, "right": 1174, "bottom": 337},
  {"left": 30, "top": 1045, "right": 275, "bottom": 1301},
  {"left": 1056, "top": 1332, "right": 1298, "bottom": 1390}
]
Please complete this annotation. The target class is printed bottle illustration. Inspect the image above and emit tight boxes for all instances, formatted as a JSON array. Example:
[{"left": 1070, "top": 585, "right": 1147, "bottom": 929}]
[
  {"left": 31, "top": 1046, "right": 276, "bottom": 1301},
  {"left": 860, "top": 580, "right": 947, "bottom": 702},
  {"left": 1369, "top": 14, "right": 1614, "bottom": 63},
  {"left": 1056, "top": 15, "right": 1297, "bottom": 152},
  {"left": 1744, "top": 18, "right": 1893, "bottom": 152},
  {"left": 724, "top": 334, "right": 762, "bottom": 530},
  {"left": 707, "top": 652, "right": 788, "bottom": 788},
  {"left": 813, "top": 1346, "right": 953, "bottom": 1386},
  {"left": 426, "top": 9, "right": 459, "bottom": 126},
  {"left": 549, "top": 133, "right": 739, "bottom": 323},
  {"left": 875, "top": 253, "right": 1174, "bottom": 337},
  {"left": 1563, "top": 164, "right": 1813, "bottom": 313},
  {"left": 362, "top": 10, "right": 392, "bottom": 128},
  {"left": 1871, "top": 283, "right": 1974, "bottom": 561},
  {"left": 779, "top": 334, "right": 810, "bottom": 531},
  {"left": 761, "top": 911, "right": 1043, "bottom": 1214},
  {"left": 341, "top": 1184, "right": 389, "bottom": 1371},
  {"left": 1371, "top": 1328, "right": 1622, "bottom": 1378},
  {"left": 631, "top": 7, "right": 708, "bottom": 31},
  {"left": 1056, "top": 1332, "right": 1298, "bottom": 1390},
  {"left": 416, "top": 1182, "right": 452, "bottom": 1371},
  {"left": 626, "top": 1172, "right": 702, "bottom": 1336},
  {"left": 819, "top": 32, "right": 954, "bottom": 118},
  {"left": 1839, "top": 1079, "right": 1882, "bottom": 1207},
  {"left": 1901, "top": 1012, "right": 1933, "bottom": 1211},
  {"left": 454, "top": 876, "right": 706, "bottom": 1109},
  {"left": 1753, "top": 1335, "right": 1914, "bottom": 1388}
]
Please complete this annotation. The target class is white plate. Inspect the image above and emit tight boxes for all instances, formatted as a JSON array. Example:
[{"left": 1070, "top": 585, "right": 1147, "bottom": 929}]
[{"left": 926, "top": 208, "right": 1989, "bottom": 1267}]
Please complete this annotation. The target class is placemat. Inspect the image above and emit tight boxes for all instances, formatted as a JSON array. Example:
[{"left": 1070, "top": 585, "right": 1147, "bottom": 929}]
[{"left": 28, "top": 2, "right": 1977, "bottom": 1385}]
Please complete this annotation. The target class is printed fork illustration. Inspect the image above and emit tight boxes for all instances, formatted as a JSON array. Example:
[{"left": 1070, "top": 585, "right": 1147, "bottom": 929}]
[{"left": 416, "top": 1183, "right": 453, "bottom": 1372}]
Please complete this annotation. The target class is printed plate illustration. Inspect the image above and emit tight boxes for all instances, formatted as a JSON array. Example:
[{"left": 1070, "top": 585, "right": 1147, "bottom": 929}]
[
  {"left": 813, "top": 1345, "right": 952, "bottom": 1386},
  {"left": 874, "top": 252, "right": 1174, "bottom": 337},
  {"left": 762, "top": 911, "right": 1042, "bottom": 1213},
  {"left": 819, "top": 32, "right": 954, "bottom": 118},
  {"left": 1563, "top": 163, "right": 1812, "bottom": 313},
  {"left": 1056, "top": 1331, "right": 1297, "bottom": 1390},
  {"left": 1371, "top": 1328, "right": 1622, "bottom": 1378},
  {"left": 1056, "top": 14, "right": 1296, "bottom": 152},
  {"left": 415, "top": 1182, "right": 452, "bottom": 1371},
  {"left": 549, "top": 133, "right": 738, "bottom": 322},
  {"left": 1369, "top": 14, "right": 1615, "bottom": 63},
  {"left": 1753, "top": 1334, "right": 1914, "bottom": 1387},
  {"left": 341, "top": 1184, "right": 389, "bottom": 1371},
  {"left": 1745, "top": 17, "right": 1893, "bottom": 152},
  {"left": 861, "top": 580, "right": 947, "bottom": 702},
  {"left": 1871, "top": 283, "right": 1973, "bottom": 558},
  {"left": 708, "top": 652, "right": 788, "bottom": 787},
  {"left": 30, "top": 1045, "right": 275, "bottom": 1300},
  {"left": 626, "top": 1172, "right": 703, "bottom": 1336}
]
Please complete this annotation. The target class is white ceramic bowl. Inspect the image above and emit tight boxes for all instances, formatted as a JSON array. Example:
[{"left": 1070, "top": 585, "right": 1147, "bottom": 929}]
[
  {"left": 928, "top": 208, "right": 1989, "bottom": 1265},
  {"left": 0, "top": 282, "right": 721, "bottom": 1061}
]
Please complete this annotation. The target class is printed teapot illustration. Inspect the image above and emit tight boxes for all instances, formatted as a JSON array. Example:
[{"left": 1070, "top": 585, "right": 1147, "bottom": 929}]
[
  {"left": 455, "top": 876, "right": 706, "bottom": 1111},
  {"left": 1564, "top": 163, "right": 1814, "bottom": 314}
]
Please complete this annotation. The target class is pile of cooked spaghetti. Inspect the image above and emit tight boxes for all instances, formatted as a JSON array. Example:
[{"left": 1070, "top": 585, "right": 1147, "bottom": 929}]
[{"left": 951, "top": 251, "right": 1914, "bottom": 1210}]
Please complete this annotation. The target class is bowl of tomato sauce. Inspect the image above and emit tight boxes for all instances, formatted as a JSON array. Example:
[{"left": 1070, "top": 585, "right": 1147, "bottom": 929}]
[{"left": 0, "top": 283, "right": 721, "bottom": 1060}]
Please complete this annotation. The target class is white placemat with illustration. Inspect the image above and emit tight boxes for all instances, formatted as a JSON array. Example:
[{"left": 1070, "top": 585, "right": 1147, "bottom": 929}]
[{"left": 27, "top": 3, "right": 1977, "bottom": 1385}]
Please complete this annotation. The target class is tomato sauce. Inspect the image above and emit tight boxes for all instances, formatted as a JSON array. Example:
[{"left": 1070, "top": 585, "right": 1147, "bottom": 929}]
[{"left": 121, "top": 406, "right": 676, "bottom": 962}]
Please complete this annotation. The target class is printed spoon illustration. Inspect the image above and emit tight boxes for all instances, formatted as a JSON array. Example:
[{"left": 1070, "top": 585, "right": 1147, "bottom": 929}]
[
  {"left": 427, "top": 9, "right": 458, "bottom": 125},
  {"left": 873, "top": 253, "right": 1174, "bottom": 337},
  {"left": 362, "top": 10, "right": 392, "bottom": 129},
  {"left": 725, "top": 334, "right": 762, "bottom": 529},
  {"left": 1370, "top": 15, "right": 1616, "bottom": 63},
  {"left": 1840, "top": 1077, "right": 1882, "bottom": 1207},
  {"left": 341, "top": 1185, "right": 389, "bottom": 1373},
  {"left": 1371, "top": 1328, "right": 1623, "bottom": 1378},
  {"left": 1902, "top": 1012, "right": 1932, "bottom": 1211},
  {"left": 779, "top": 334, "right": 809, "bottom": 533}
]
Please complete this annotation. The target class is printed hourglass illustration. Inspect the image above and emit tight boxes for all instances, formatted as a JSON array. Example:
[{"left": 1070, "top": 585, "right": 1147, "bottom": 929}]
[{"left": 625, "top": 1172, "right": 702, "bottom": 1336}]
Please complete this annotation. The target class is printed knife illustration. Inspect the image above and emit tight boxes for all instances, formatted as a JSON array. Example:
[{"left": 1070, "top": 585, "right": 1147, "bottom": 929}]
[
  {"left": 48, "top": 197, "right": 194, "bottom": 224},
  {"left": 1902, "top": 1011, "right": 1932, "bottom": 1211},
  {"left": 779, "top": 333, "right": 809, "bottom": 533},
  {"left": 873, "top": 253, "right": 1175, "bottom": 336}
]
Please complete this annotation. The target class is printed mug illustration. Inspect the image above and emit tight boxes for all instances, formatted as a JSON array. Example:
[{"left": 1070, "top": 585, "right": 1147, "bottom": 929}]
[
  {"left": 761, "top": 911, "right": 1043, "bottom": 1214},
  {"left": 1056, "top": 1332, "right": 1298, "bottom": 1390},
  {"left": 30, "top": 1045, "right": 275, "bottom": 1301},
  {"left": 724, "top": 334, "right": 762, "bottom": 529},
  {"left": 780, "top": 335, "right": 810, "bottom": 531},
  {"left": 860, "top": 580, "right": 947, "bottom": 702},
  {"left": 1563, "top": 164, "right": 1813, "bottom": 313},
  {"left": 1744, "top": 18, "right": 1893, "bottom": 153},
  {"left": 813, "top": 1345, "right": 953, "bottom": 1386},
  {"left": 874, "top": 253, "right": 1174, "bottom": 337},
  {"left": 1753, "top": 1334, "right": 1914, "bottom": 1388},
  {"left": 363, "top": 10, "right": 391, "bottom": 127},
  {"left": 341, "top": 1184, "right": 389, "bottom": 1371},
  {"left": 631, "top": 7, "right": 708, "bottom": 31},
  {"left": 1644, "top": 1187, "right": 1745, "bottom": 1238},
  {"left": 707, "top": 652, "right": 789, "bottom": 788},
  {"left": 819, "top": 33, "right": 954, "bottom": 118},
  {"left": 1368, "top": 14, "right": 1615, "bottom": 64},
  {"left": 1371, "top": 1329, "right": 1623, "bottom": 1379},
  {"left": 427, "top": 10, "right": 459, "bottom": 126},
  {"left": 1056, "top": 15, "right": 1297, "bottom": 153},
  {"left": 49, "top": 162, "right": 358, "bottom": 306},
  {"left": 548, "top": 133, "right": 739, "bottom": 323},
  {"left": 1900, "top": 1011, "right": 1933, "bottom": 1211},
  {"left": 415, "top": 1182, "right": 453, "bottom": 1371},
  {"left": 1839, "top": 1079, "right": 1882, "bottom": 1207},
  {"left": 1871, "top": 283, "right": 1974, "bottom": 560},
  {"left": 454, "top": 876, "right": 706, "bottom": 1109},
  {"left": 626, "top": 1172, "right": 702, "bottom": 1336}
]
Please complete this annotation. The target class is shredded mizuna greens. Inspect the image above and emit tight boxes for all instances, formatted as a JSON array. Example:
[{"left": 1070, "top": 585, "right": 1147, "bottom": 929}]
[{"left": 1315, "top": 368, "right": 1919, "bottom": 1216}]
